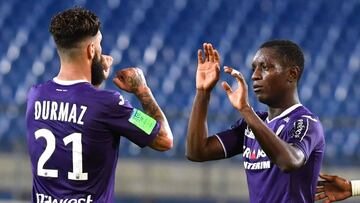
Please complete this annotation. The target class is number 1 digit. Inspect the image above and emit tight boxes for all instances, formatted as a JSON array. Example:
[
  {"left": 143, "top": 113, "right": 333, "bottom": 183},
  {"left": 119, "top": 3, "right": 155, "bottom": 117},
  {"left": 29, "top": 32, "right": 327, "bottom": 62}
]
[{"left": 35, "top": 129, "right": 88, "bottom": 181}]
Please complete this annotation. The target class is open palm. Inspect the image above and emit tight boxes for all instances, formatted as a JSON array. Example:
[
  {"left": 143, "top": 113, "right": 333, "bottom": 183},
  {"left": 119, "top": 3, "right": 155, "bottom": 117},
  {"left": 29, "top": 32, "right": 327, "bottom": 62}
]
[
  {"left": 222, "top": 66, "right": 250, "bottom": 111},
  {"left": 196, "top": 43, "right": 220, "bottom": 91},
  {"left": 316, "top": 174, "right": 352, "bottom": 203}
]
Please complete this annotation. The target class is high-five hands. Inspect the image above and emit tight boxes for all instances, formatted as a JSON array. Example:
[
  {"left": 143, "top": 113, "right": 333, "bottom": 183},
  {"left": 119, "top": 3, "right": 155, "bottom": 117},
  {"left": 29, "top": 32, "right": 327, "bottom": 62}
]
[
  {"left": 197, "top": 43, "right": 251, "bottom": 111},
  {"left": 196, "top": 43, "right": 220, "bottom": 91},
  {"left": 222, "top": 66, "right": 251, "bottom": 112}
]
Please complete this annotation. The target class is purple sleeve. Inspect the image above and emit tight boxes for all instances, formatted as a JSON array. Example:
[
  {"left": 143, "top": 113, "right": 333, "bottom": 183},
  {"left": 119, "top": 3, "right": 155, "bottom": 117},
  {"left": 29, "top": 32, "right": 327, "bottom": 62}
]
[
  {"left": 215, "top": 118, "right": 247, "bottom": 158},
  {"left": 103, "top": 91, "right": 160, "bottom": 148},
  {"left": 287, "top": 116, "right": 325, "bottom": 161}
]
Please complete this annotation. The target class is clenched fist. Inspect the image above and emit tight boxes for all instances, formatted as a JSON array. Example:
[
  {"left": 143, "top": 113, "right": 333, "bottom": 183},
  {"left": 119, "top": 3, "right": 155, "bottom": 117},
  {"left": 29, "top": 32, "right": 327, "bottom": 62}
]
[{"left": 113, "top": 67, "right": 149, "bottom": 95}]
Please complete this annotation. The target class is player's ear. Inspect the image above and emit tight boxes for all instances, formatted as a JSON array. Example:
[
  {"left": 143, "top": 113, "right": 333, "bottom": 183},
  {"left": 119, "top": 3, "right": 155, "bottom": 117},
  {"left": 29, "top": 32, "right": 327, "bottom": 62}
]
[
  {"left": 87, "top": 42, "right": 95, "bottom": 60},
  {"left": 287, "top": 66, "right": 300, "bottom": 83}
]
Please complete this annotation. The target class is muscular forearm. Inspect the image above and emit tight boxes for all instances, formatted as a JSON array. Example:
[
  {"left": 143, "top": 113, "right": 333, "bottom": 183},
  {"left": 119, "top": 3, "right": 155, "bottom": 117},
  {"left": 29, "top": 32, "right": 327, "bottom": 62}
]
[
  {"left": 135, "top": 88, "right": 162, "bottom": 120},
  {"left": 240, "top": 107, "right": 304, "bottom": 172},
  {"left": 186, "top": 90, "right": 211, "bottom": 161},
  {"left": 135, "top": 87, "right": 173, "bottom": 150}
]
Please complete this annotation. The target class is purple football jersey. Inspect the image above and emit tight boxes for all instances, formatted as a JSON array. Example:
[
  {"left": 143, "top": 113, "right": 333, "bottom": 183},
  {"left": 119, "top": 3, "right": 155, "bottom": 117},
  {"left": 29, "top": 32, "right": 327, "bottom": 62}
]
[
  {"left": 216, "top": 104, "right": 325, "bottom": 203},
  {"left": 26, "top": 79, "right": 160, "bottom": 203}
]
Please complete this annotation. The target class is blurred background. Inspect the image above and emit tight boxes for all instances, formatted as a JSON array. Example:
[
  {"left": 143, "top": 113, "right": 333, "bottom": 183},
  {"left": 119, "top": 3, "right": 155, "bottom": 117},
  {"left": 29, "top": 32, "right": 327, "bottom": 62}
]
[{"left": 0, "top": 0, "right": 360, "bottom": 202}]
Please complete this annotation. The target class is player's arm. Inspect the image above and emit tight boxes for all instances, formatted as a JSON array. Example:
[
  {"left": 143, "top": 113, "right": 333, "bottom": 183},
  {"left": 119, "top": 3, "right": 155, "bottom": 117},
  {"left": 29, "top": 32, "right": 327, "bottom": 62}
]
[
  {"left": 316, "top": 173, "right": 359, "bottom": 202},
  {"left": 113, "top": 68, "right": 173, "bottom": 151},
  {"left": 186, "top": 43, "right": 225, "bottom": 162},
  {"left": 222, "top": 67, "right": 305, "bottom": 172}
]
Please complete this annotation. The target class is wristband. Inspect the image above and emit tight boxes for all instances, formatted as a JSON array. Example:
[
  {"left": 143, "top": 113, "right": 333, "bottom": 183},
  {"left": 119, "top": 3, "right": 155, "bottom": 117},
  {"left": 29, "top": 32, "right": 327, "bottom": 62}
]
[{"left": 351, "top": 180, "right": 360, "bottom": 196}]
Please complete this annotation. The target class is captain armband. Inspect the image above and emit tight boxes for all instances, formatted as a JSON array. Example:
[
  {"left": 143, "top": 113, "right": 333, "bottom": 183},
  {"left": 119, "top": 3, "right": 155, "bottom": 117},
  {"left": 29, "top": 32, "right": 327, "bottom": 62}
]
[{"left": 128, "top": 109, "right": 156, "bottom": 135}]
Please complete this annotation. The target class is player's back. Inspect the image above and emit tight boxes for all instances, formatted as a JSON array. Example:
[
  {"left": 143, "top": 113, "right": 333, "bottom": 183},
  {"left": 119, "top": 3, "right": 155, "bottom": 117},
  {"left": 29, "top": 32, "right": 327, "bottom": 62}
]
[{"left": 26, "top": 79, "right": 125, "bottom": 203}]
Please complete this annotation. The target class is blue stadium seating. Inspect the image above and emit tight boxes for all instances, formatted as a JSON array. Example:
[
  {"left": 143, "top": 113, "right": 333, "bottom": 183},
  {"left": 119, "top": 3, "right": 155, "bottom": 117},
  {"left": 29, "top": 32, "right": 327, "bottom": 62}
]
[{"left": 1, "top": 0, "right": 360, "bottom": 165}]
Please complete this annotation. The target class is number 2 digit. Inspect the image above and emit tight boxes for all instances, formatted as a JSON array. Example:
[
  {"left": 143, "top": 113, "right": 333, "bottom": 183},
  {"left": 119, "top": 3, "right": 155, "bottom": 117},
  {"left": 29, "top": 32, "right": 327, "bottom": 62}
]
[{"left": 35, "top": 129, "right": 88, "bottom": 180}]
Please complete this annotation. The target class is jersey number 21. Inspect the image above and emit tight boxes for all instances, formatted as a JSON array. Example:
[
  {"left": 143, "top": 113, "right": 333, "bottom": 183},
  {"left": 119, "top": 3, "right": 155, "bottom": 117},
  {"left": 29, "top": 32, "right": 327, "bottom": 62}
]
[{"left": 35, "top": 128, "right": 88, "bottom": 181}]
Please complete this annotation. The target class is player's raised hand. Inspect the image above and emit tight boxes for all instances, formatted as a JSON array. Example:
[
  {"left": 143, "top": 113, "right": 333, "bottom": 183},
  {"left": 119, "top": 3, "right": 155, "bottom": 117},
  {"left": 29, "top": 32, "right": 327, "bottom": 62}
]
[
  {"left": 113, "top": 67, "right": 148, "bottom": 95},
  {"left": 196, "top": 43, "right": 220, "bottom": 91},
  {"left": 222, "top": 66, "right": 251, "bottom": 112},
  {"left": 315, "top": 173, "right": 352, "bottom": 203},
  {"left": 101, "top": 54, "right": 113, "bottom": 80}
]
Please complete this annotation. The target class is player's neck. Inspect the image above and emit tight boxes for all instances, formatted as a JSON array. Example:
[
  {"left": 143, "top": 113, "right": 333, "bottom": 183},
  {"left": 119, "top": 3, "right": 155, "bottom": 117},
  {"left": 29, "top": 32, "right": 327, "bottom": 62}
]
[
  {"left": 57, "top": 60, "right": 91, "bottom": 82},
  {"left": 267, "top": 92, "right": 300, "bottom": 120}
]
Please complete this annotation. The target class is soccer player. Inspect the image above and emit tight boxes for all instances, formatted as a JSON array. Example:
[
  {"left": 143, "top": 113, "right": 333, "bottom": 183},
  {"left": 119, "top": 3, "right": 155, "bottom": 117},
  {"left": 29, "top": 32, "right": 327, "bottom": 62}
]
[
  {"left": 316, "top": 173, "right": 360, "bottom": 202},
  {"left": 26, "top": 7, "right": 173, "bottom": 203},
  {"left": 186, "top": 41, "right": 325, "bottom": 202}
]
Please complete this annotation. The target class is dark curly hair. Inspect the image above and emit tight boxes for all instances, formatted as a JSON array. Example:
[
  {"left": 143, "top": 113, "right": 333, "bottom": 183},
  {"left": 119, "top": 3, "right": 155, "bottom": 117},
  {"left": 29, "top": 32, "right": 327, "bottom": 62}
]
[
  {"left": 260, "top": 40, "right": 304, "bottom": 80},
  {"left": 49, "top": 7, "right": 100, "bottom": 49}
]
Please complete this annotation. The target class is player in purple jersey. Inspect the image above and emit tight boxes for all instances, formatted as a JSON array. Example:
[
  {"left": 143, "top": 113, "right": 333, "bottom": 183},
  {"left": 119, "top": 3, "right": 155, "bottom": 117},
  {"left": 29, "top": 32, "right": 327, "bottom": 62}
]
[
  {"left": 316, "top": 173, "right": 360, "bottom": 202},
  {"left": 186, "top": 41, "right": 325, "bottom": 202},
  {"left": 26, "top": 7, "right": 173, "bottom": 203}
]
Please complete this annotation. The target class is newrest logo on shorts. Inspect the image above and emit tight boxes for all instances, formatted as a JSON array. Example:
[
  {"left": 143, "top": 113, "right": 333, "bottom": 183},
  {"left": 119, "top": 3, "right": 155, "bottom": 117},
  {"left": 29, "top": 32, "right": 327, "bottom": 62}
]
[{"left": 36, "top": 193, "right": 93, "bottom": 203}]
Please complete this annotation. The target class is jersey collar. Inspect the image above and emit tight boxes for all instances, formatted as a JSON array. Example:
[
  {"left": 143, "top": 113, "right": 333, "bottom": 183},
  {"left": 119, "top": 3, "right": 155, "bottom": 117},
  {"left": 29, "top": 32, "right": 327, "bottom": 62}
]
[
  {"left": 266, "top": 103, "right": 302, "bottom": 123},
  {"left": 53, "top": 77, "right": 88, "bottom": 86}
]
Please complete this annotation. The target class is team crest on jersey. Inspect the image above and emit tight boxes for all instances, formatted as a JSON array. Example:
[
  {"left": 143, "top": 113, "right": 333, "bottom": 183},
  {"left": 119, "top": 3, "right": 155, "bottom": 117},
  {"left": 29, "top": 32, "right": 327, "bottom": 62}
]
[
  {"left": 291, "top": 118, "right": 309, "bottom": 139},
  {"left": 245, "top": 126, "right": 255, "bottom": 139}
]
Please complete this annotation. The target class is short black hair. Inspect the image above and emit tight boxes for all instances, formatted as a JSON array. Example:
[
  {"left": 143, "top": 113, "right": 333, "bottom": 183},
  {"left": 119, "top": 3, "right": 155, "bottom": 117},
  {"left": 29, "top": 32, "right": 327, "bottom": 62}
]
[
  {"left": 260, "top": 39, "right": 304, "bottom": 79},
  {"left": 49, "top": 7, "right": 100, "bottom": 49}
]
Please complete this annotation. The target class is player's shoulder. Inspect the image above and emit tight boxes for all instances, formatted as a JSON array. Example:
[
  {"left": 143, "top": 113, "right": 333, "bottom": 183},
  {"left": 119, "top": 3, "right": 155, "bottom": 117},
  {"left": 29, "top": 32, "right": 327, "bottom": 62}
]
[
  {"left": 29, "top": 80, "right": 52, "bottom": 90},
  {"left": 92, "top": 88, "right": 122, "bottom": 100},
  {"left": 28, "top": 80, "right": 53, "bottom": 97},
  {"left": 91, "top": 88, "right": 130, "bottom": 108},
  {"left": 290, "top": 105, "right": 319, "bottom": 123},
  {"left": 288, "top": 105, "right": 325, "bottom": 143},
  {"left": 288, "top": 105, "right": 323, "bottom": 136}
]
